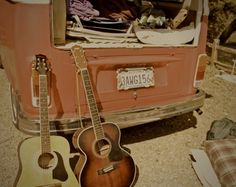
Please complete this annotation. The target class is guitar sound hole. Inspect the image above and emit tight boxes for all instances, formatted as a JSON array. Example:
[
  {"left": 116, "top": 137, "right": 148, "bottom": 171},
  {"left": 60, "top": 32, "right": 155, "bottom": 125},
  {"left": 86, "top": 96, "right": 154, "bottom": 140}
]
[
  {"left": 94, "top": 139, "right": 111, "bottom": 156},
  {"left": 38, "top": 152, "right": 55, "bottom": 169}
]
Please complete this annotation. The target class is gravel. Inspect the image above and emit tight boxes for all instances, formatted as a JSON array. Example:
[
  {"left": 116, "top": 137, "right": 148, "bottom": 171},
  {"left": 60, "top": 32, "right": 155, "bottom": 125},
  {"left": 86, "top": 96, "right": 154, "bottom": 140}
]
[{"left": 0, "top": 64, "right": 235, "bottom": 187}]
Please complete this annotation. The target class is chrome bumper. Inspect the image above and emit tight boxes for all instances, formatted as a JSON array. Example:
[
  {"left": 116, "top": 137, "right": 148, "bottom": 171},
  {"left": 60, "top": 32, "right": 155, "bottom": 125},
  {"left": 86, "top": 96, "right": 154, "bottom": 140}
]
[
  {"left": 104, "top": 90, "right": 205, "bottom": 128},
  {"left": 11, "top": 86, "right": 205, "bottom": 135}
]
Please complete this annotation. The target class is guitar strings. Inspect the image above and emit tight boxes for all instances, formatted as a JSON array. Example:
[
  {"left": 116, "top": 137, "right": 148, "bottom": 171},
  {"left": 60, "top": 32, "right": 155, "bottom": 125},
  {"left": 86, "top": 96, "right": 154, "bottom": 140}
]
[{"left": 75, "top": 68, "right": 84, "bottom": 128}]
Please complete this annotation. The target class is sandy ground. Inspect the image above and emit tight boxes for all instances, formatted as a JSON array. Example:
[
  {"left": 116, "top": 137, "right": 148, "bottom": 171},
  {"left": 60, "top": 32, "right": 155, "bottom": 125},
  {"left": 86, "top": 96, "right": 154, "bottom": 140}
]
[{"left": 0, "top": 64, "right": 236, "bottom": 187}]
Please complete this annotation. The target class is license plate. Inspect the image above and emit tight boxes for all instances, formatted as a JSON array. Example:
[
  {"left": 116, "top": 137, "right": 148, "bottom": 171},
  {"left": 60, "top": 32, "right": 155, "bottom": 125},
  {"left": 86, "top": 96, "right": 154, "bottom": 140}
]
[{"left": 117, "top": 67, "right": 155, "bottom": 90}]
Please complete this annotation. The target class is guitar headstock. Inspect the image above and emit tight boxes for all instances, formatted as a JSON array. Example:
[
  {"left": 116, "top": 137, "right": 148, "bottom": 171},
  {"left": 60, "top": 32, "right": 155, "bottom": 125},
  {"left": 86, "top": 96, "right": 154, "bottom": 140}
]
[
  {"left": 33, "top": 54, "right": 51, "bottom": 75},
  {"left": 71, "top": 45, "right": 87, "bottom": 69}
]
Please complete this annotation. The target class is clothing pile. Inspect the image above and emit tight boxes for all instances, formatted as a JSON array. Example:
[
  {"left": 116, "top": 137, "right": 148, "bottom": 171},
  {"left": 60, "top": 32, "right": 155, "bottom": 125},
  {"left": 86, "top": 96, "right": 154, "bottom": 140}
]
[
  {"left": 67, "top": 0, "right": 169, "bottom": 27},
  {"left": 67, "top": 0, "right": 140, "bottom": 22},
  {"left": 67, "top": 0, "right": 100, "bottom": 21},
  {"left": 66, "top": 0, "right": 196, "bottom": 45}
]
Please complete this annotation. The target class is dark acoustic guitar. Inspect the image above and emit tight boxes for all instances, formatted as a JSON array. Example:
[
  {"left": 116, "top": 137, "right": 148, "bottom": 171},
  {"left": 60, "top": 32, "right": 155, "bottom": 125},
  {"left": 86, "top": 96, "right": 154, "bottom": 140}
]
[{"left": 71, "top": 46, "right": 136, "bottom": 187}]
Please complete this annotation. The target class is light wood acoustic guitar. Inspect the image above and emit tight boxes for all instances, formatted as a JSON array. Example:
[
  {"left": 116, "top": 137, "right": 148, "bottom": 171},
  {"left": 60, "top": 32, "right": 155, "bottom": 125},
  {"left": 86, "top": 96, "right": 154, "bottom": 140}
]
[
  {"left": 14, "top": 55, "right": 79, "bottom": 187},
  {"left": 71, "top": 46, "right": 136, "bottom": 187}
]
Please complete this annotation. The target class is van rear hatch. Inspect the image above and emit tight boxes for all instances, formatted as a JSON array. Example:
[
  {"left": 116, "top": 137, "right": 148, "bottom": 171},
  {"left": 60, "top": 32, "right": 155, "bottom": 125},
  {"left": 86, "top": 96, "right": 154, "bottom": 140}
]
[{"left": 0, "top": 0, "right": 208, "bottom": 133}]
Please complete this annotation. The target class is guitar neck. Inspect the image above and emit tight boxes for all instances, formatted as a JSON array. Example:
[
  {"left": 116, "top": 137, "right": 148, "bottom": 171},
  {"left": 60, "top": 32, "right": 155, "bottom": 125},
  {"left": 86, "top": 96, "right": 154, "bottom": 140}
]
[
  {"left": 81, "top": 69, "right": 105, "bottom": 140},
  {"left": 39, "top": 74, "right": 51, "bottom": 153}
]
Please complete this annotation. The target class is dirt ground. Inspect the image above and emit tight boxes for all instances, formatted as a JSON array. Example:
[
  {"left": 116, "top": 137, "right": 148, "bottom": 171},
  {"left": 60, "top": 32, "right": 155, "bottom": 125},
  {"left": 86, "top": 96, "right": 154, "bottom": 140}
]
[{"left": 0, "top": 64, "right": 236, "bottom": 187}]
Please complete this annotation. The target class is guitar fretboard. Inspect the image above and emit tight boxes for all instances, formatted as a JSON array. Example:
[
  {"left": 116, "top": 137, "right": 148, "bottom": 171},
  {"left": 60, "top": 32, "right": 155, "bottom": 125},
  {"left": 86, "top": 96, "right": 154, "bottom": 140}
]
[
  {"left": 81, "top": 69, "right": 105, "bottom": 140},
  {"left": 39, "top": 75, "right": 51, "bottom": 153}
]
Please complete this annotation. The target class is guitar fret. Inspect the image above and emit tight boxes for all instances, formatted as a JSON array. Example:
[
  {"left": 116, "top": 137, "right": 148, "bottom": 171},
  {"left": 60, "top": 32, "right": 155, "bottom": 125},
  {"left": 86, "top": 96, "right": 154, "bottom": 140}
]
[
  {"left": 40, "top": 114, "right": 48, "bottom": 117},
  {"left": 90, "top": 108, "right": 98, "bottom": 114},
  {"left": 95, "top": 128, "right": 103, "bottom": 134},
  {"left": 80, "top": 68, "right": 105, "bottom": 140},
  {"left": 93, "top": 116, "right": 100, "bottom": 122},
  {"left": 39, "top": 74, "right": 51, "bottom": 153},
  {"left": 88, "top": 98, "right": 95, "bottom": 104}
]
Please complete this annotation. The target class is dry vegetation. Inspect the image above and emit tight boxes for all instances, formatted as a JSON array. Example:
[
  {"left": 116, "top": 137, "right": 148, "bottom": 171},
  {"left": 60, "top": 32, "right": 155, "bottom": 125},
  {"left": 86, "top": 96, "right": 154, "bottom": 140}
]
[{"left": 208, "top": 0, "right": 236, "bottom": 42}]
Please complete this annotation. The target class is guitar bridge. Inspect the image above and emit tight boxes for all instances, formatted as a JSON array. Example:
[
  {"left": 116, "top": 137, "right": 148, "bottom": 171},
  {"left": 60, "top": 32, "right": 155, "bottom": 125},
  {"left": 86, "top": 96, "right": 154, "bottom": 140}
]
[{"left": 97, "top": 164, "right": 117, "bottom": 175}]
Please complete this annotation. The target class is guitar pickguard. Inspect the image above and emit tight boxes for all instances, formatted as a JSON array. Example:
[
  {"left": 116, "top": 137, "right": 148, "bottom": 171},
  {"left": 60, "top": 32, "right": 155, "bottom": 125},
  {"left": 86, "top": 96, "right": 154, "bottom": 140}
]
[{"left": 53, "top": 151, "right": 68, "bottom": 182}]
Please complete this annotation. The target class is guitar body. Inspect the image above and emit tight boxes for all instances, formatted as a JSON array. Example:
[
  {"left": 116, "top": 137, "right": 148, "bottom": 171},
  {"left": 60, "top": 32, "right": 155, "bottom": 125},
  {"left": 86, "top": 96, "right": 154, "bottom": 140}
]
[
  {"left": 15, "top": 136, "right": 79, "bottom": 187},
  {"left": 75, "top": 122, "right": 136, "bottom": 187}
]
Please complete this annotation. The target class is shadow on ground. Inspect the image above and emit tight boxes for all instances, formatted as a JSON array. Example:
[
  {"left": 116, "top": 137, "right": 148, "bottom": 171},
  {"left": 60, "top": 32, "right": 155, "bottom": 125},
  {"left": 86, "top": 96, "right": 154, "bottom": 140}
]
[{"left": 121, "top": 112, "right": 197, "bottom": 145}]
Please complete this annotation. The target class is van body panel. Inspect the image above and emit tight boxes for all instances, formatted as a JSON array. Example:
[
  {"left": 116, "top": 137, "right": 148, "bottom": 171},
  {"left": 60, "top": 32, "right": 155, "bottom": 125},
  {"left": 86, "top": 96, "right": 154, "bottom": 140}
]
[{"left": 0, "top": 0, "right": 208, "bottom": 134}]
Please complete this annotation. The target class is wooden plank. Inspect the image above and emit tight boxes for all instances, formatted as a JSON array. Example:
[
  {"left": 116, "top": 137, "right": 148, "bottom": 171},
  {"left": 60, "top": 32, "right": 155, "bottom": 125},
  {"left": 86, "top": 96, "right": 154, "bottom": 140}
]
[
  {"left": 67, "top": 27, "right": 135, "bottom": 38},
  {"left": 207, "top": 42, "right": 236, "bottom": 55}
]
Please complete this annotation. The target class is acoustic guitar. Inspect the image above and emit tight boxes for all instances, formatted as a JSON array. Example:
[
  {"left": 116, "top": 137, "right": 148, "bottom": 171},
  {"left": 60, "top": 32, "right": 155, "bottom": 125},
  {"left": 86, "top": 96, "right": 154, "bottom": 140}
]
[
  {"left": 71, "top": 46, "right": 136, "bottom": 187},
  {"left": 15, "top": 55, "right": 79, "bottom": 187}
]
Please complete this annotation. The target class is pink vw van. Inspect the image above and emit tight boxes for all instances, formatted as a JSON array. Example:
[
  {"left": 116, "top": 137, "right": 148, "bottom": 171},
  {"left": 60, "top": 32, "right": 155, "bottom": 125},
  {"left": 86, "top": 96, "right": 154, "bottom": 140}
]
[{"left": 0, "top": 0, "right": 209, "bottom": 134}]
